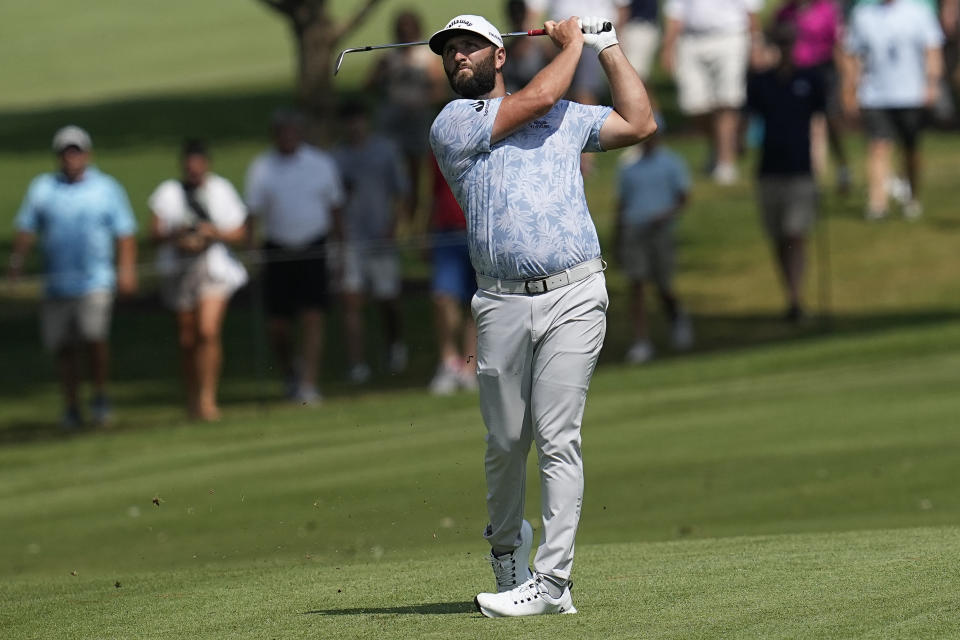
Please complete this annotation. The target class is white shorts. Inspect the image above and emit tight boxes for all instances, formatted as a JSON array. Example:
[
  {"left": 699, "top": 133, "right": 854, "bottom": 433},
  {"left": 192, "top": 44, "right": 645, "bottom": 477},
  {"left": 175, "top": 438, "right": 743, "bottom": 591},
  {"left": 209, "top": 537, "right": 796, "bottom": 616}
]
[
  {"left": 620, "top": 20, "right": 660, "bottom": 80},
  {"left": 340, "top": 241, "right": 401, "bottom": 300},
  {"left": 675, "top": 31, "right": 750, "bottom": 115},
  {"left": 41, "top": 290, "right": 114, "bottom": 351}
]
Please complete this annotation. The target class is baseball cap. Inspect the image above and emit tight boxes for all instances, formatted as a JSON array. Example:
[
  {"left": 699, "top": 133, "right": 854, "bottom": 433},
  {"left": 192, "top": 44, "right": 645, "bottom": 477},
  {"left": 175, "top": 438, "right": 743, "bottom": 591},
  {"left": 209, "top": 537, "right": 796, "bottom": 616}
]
[
  {"left": 429, "top": 15, "right": 504, "bottom": 55},
  {"left": 52, "top": 125, "right": 92, "bottom": 153}
]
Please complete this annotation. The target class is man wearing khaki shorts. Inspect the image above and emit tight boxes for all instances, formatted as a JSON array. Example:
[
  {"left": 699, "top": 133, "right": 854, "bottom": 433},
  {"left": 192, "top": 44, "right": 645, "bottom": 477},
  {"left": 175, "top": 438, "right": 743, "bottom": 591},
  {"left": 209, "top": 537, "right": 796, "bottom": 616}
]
[
  {"left": 661, "top": 0, "right": 762, "bottom": 184},
  {"left": 8, "top": 126, "right": 138, "bottom": 428}
]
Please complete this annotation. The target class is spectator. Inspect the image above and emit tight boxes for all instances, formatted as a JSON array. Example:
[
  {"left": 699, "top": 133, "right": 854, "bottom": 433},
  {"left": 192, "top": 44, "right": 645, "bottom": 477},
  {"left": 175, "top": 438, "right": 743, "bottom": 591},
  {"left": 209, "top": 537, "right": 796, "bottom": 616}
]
[
  {"left": 748, "top": 25, "right": 825, "bottom": 323},
  {"left": 368, "top": 10, "right": 447, "bottom": 218},
  {"left": 149, "top": 140, "right": 248, "bottom": 421},
  {"left": 773, "top": 0, "right": 851, "bottom": 193},
  {"left": 943, "top": 0, "right": 960, "bottom": 120},
  {"left": 621, "top": 0, "right": 661, "bottom": 81},
  {"left": 525, "top": 0, "right": 631, "bottom": 104},
  {"left": 332, "top": 101, "right": 411, "bottom": 384},
  {"left": 7, "top": 126, "right": 137, "bottom": 428},
  {"left": 426, "top": 153, "right": 478, "bottom": 395},
  {"left": 245, "top": 108, "right": 345, "bottom": 404},
  {"left": 841, "top": 0, "right": 944, "bottom": 219},
  {"left": 503, "top": 0, "right": 547, "bottom": 93},
  {"left": 661, "top": 0, "right": 764, "bottom": 184},
  {"left": 615, "top": 117, "right": 694, "bottom": 364}
]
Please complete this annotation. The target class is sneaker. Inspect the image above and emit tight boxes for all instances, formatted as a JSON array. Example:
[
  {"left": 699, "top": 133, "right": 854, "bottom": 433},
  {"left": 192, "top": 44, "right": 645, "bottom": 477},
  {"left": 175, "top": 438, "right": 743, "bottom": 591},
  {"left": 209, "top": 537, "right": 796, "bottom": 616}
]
[
  {"left": 475, "top": 575, "right": 577, "bottom": 618},
  {"left": 388, "top": 343, "right": 409, "bottom": 374},
  {"left": 712, "top": 163, "right": 738, "bottom": 185},
  {"left": 671, "top": 315, "right": 694, "bottom": 351},
  {"left": 886, "top": 176, "right": 912, "bottom": 205},
  {"left": 625, "top": 340, "right": 654, "bottom": 364},
  {"left": 90, "top": 395, "right": 112, "bottom": 427},
  {"left": 903, "top": 199, "right": 923, "bottom": 220},
  {"left": 348, "top": 363, "right": 372, "bottom": 385},
  {"left": 294, "top": 385, "right": 322, "bottom": 406},
  {"left": 489, "top": 519, "right": 534, "bottom": 593},
  {"left": 429, "top": 361, "right": 461, "bottom": 395},
  {"left": 457, "top": 365, "right": 478, "bottom": 392},
  {"left": 60, "top": 406, "right": 83, "bottom": 430}
]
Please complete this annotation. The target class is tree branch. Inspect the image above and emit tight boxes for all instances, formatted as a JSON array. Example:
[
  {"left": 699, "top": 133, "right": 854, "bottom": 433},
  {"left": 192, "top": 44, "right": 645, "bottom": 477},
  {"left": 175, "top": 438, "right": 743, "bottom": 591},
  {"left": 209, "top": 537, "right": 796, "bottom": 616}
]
[
  {"left": 334, "top": 0, "right": 386, "bottom": 45},
  {"left": 256, "top": 0, "right": 297, "bottom": 17}
]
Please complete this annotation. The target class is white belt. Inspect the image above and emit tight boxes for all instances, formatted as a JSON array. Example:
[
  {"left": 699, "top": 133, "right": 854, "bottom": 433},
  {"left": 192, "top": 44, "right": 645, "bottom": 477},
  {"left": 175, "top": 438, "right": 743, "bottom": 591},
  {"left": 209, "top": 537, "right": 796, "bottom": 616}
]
[{"left": 476, "top": 258, "right": 605, "bottom": 295}]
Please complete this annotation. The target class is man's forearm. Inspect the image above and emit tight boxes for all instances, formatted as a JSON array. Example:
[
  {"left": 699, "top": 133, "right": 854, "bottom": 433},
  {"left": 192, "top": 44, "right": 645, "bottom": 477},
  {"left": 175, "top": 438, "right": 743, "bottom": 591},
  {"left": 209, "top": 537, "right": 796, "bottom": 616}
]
[{"left": 600, "top": 46, "right": 656, "bottom": 136}]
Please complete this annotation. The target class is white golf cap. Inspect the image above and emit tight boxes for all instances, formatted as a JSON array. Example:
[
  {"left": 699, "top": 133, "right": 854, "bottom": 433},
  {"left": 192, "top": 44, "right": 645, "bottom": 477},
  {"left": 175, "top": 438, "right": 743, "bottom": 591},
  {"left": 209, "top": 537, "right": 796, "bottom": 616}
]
[
  {"left": 429, "top": 15, "right": 504, "bottom": 55},
  {"left": 52, "top": 125, "right": 92, "bottom": 153}
]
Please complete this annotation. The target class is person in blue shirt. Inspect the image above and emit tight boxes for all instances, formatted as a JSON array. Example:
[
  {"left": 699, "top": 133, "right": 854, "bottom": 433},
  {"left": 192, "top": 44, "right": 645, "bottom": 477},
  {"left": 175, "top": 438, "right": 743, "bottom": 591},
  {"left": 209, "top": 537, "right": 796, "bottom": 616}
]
[
  {"left": 615, "top": 116, "right": 694, "bottom": 364},
  {"left": 429, "top": 13, "right": 656, "bottom": 617},
  {"left": 841, "top": 0, "right": 944, "bottom": 219},
  {"left": 7, "top": 126, "right": 138, "bottom": 428}
]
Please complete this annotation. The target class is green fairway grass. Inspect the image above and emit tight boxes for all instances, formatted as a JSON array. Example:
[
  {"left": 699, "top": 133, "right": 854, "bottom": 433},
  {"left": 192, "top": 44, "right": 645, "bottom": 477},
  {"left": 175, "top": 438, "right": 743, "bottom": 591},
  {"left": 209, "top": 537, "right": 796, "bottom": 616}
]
[{"left": 2, "top": 320, "right": 959, "bottom": 638}]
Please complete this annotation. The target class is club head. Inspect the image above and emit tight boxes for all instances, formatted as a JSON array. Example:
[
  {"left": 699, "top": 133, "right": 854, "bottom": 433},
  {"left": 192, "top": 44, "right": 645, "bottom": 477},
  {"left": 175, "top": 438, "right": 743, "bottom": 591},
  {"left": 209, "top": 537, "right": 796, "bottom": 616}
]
[{"left": 334, "top": 49, "right": 348, "bottom": 76}]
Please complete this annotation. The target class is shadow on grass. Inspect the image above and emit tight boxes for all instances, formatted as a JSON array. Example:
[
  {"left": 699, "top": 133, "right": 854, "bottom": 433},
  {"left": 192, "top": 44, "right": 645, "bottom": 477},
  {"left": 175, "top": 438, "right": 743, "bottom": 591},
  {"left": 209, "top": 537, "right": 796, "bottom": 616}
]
[{"left": 304, "top": 601, "right": 476, "bottom": 616}]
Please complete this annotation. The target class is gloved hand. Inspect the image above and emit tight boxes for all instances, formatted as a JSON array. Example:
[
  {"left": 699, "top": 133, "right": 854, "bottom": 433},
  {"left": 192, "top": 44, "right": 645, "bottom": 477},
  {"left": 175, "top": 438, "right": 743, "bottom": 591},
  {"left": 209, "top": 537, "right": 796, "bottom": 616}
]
[{"left": 580, "top": 16, "right": 618, "bottom": 54}]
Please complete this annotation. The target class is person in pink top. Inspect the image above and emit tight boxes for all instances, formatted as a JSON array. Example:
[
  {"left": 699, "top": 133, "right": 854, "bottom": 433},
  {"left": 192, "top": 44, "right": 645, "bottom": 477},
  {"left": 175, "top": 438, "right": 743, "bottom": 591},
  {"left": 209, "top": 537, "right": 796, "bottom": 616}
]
[{"left": 774, "top": 0, "right": 851, "bottom": 192}]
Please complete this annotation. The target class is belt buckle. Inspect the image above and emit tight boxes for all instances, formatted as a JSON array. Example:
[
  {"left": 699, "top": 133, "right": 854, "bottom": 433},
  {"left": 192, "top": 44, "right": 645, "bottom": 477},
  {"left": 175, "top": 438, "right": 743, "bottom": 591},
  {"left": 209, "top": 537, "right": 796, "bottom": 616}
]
[{"left": 525, "top": 278, "right": 546, "bottom": 294}]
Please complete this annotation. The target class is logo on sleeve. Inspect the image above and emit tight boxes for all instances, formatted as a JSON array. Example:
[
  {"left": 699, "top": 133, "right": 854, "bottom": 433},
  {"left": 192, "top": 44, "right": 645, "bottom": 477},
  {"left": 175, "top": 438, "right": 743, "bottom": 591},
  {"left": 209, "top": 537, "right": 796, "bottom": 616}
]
[{"left": 470, "top": 100, "right": 485, "bottom": 113}]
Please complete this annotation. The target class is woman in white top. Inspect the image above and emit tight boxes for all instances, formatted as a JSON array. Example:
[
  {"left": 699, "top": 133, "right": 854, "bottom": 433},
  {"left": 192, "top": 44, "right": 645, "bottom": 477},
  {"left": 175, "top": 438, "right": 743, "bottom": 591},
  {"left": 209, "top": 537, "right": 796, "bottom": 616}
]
[{"left": 149, "top": 139, "right": 248, "bottom": 421}]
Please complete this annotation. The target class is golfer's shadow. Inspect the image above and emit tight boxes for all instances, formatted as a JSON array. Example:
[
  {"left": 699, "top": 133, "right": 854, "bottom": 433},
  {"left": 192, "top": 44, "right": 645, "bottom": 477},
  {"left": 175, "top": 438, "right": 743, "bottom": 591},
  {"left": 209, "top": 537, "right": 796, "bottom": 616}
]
[{"left": 304, "top": 601, "right": 476, "bottom": 616}]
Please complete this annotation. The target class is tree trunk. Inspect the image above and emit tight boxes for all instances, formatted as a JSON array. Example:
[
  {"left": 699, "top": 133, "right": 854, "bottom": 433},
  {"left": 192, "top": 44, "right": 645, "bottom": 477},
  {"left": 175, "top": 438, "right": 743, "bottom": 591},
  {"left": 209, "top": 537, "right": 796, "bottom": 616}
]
[{"left": 292, "top": 16, "right": 337, "bottom": 144}]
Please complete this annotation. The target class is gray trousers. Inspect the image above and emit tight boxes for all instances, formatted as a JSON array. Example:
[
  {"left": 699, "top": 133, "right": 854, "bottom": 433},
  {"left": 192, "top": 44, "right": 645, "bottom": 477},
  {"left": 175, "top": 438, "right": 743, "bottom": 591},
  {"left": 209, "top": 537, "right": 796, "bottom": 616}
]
[{"left": 472, "top": 272, "right": 608, "bottom": 580}]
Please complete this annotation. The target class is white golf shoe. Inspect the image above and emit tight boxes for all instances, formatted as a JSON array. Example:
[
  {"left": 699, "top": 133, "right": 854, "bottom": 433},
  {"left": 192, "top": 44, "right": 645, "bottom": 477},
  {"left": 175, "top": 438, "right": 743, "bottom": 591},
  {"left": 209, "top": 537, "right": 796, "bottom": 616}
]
[
  {"left": 488, "top": 519, "right": 534, "bottom": 592},
  {"left": 475, "top": 575, "right": 577, "bottom": 618}
]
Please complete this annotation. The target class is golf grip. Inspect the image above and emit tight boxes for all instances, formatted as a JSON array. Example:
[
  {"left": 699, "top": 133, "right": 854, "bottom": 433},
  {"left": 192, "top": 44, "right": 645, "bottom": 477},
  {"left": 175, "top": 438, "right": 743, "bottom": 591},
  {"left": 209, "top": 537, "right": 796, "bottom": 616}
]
[{"left": 527, "top": 21, "right": 612, "bottom": 36}]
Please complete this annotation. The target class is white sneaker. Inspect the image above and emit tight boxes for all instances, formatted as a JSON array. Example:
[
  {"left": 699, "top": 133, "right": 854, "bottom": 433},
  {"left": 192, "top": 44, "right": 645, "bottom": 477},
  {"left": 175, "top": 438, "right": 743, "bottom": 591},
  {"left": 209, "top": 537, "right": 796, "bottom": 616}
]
[
  {"left": 348, "top": 363, "right": 371, "bottom": 385},
  {"left": 489, "top": 519, "right": 534, "bottom": 593},
  {"left": 903, "top": 199, "right": 923, "bottom": 220},
  {"left": 475, "top": 575, "right": 577, "bottom": 618},
  {"left": 625, "top": 340, "right": 654, "bottom": 364},
  {"left": 712, "top": 163, "right": 738, "bottom": 185},
  {"left": 428, "top": 362, "right": 461, "bottom": 395},
  {"left": 388, "top": 343, "right": 408, "bottom": 374},
  {"left": 294, "top": 385, "right": 322, "bottom": 406},
  {"left": 671, "top": 315, "right": 694, "bottom": 351}
]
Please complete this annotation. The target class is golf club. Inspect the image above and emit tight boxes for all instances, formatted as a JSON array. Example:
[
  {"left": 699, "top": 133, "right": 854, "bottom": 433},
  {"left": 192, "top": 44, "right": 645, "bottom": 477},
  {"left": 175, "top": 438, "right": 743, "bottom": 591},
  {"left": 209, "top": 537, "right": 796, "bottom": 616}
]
[{"left": 334, "top": 22, "right": 612, "bottom": 75}]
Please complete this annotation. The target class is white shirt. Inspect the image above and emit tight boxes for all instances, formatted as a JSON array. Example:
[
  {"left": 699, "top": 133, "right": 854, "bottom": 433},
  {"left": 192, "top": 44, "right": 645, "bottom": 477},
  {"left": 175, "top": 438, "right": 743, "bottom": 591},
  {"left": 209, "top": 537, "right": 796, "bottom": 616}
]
[
  {"left": 845, "top": 0, "right": 944, "bottom": 108},
  {"left": 664, "top": 0, "right": 762, "bottom": 33},
  {"left": 244, "top": 145, "right": 345, "bottom": 248},
  {"left": 525, "top": 0, "right": 629, "bottom": 22},
  {"left": 148, "top": 173, "right": 247, "bottom": 275}
]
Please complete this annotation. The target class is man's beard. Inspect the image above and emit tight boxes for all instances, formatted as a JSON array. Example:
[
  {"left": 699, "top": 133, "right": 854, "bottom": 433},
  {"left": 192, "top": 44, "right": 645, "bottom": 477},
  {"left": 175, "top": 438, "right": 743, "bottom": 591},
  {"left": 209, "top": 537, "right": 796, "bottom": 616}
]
[{"left": 447, "top": 51, "right": 497, "bottom": 98}]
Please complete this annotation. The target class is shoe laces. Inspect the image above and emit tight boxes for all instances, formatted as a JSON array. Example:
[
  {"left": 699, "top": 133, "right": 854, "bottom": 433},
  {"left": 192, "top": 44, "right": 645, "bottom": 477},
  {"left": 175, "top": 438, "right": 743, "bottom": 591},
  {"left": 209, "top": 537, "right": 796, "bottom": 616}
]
[
  {"left": 506, "top": 576, "right": 549, "bottom": 605},
  {"left": 489, "top": 551, "right": 523, "bottom": 590}
]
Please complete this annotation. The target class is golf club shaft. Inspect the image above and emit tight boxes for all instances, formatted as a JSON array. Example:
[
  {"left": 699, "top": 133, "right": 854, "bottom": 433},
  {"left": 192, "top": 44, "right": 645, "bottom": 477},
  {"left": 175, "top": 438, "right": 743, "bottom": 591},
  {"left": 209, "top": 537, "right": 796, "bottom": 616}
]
[{"left": 335, "top": 22, "right": 612, "bottom": 75}]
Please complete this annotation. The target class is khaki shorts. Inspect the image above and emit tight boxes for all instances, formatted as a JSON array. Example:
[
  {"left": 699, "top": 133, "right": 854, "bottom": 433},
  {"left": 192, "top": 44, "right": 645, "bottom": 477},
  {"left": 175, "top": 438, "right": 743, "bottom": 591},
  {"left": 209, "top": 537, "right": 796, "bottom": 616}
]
[
  {"left": 675, "top": 31, "right": 749, "bottom": 115},
  {"left": 758, "top": 176, "right": 818, "bottom": 239},
  {"left": 339, "top": 241, "right": 401, "bottom": 300},
  {"left": 620, "top": 20, "right": 660, "bottom": 80},
  {"left": 162, "top": 256, "right": 233, "bottom": 312},
  {"left": 620, "top": 223, "right": 676, "bottom": 289},
  {"left": 42, "top": 290, "right": 114, "bottom": 351}
]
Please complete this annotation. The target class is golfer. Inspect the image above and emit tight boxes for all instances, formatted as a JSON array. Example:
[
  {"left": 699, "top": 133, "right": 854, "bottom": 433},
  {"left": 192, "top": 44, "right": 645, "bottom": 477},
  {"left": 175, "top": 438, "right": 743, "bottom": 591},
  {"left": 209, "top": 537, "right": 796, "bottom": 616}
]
[{"left": 428, "top": 14, "right": 656, "bottom": 617}]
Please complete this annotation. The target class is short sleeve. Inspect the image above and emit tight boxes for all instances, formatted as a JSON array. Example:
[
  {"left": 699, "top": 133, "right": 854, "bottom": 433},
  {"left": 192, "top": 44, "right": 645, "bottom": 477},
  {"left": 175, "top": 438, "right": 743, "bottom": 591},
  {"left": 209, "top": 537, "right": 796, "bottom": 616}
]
[
  {"left": 663, "top": 0, "right": 685, "bottom": 21},
  {"left": 429, "top": 98, "right": 503, "bottom": 181},
  {"left": 920, "top": 8, "right": 945, "bottom": 48},
  {"left": 322, "top": 156, "right": 346, "bottom": 209},
  {"left": 108, "top": 179, "right": 137, "bottom": 236},
  {"left": 843, "top": 10, "right": 864, "bottom": 54},
  {"left": 526, "top": 0, "right": 547, "bottom": 12},
  {"left": 210, "top": 176, "right": 248, "bottom": 231},
  {"left": 147, "top": 180, "right": 182, "bottom": 232},
  {"left": 244, "top": 156, "right": 268, "bottom": 215},
  {"left": 567, "top": 102, "right": 613, "bottom": 153},
  {"left": 743, "top": 0, "right": 764, "bottom": 12},
  {"left": 14, "top": 176, "right": 45, "bottom": 233}
]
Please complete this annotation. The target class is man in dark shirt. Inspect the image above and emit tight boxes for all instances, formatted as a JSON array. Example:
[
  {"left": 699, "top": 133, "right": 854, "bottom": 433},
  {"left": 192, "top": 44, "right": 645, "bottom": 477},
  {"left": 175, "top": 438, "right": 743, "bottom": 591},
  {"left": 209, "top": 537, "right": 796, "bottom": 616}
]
[{"left": 747, "top": 25, "right": 826, "bottom": 322}]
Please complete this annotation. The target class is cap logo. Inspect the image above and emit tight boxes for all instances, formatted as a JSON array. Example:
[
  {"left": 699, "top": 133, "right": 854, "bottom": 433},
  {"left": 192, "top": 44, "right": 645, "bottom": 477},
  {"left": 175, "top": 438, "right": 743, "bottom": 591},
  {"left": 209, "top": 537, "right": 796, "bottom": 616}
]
[{"left": 448, "top": 18, "right": 474, "bottom": 27}]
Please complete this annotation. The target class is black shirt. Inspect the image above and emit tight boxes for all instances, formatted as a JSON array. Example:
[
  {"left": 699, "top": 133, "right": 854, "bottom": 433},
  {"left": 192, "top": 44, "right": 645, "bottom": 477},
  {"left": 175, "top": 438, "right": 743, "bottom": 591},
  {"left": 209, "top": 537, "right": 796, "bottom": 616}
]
[
  {"left": 747, "top": 67, "right": 826, "bottom": 176},
  {"left": 630, "top": 0, "right": 658, "bottom": 22}
]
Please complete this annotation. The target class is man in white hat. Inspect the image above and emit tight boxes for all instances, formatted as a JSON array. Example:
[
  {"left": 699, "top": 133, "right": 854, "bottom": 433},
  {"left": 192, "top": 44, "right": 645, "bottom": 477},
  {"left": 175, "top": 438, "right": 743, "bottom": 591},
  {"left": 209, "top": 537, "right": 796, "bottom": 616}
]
[
  {"left": 7, "top": 126, "right": 138, "bottom": 428},
  {"left": 428, "top": 13, "right": 656, "bottom": 617}
]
